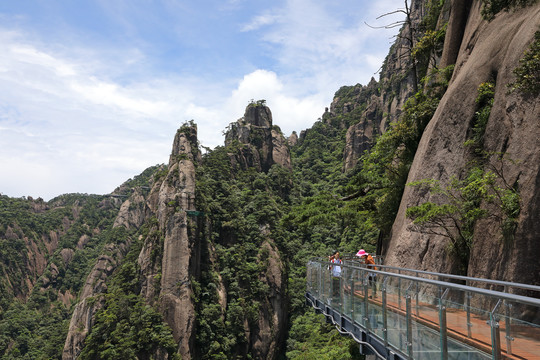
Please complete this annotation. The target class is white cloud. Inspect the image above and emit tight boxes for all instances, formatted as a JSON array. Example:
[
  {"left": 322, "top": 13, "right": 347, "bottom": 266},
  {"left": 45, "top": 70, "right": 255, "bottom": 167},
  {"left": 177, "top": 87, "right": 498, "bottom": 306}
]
[
  {"left": 12, "top": 45, "right": 77, "bottom": 77},
  {"left": 241, "top": 13, "right": 281, "bottom": 32},
  {"left": 69, "top": 78, "right": 171, "bottom": 118},
  {"left": 223, "top": 69, "right": 325, "bottom": 136},
  {"left": 244, "top": 0, "right": 404, "bottom": 93},
  {"left": 229, "top": 70, "right": 283, "bottom": 106},
  {"left": 0, "top": 31, "right": 190, "bottom": 199}
]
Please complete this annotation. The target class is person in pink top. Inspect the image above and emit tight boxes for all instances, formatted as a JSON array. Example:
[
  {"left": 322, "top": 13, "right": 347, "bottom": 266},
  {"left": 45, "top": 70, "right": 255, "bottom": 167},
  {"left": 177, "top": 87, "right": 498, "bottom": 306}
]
[{"left": 356, "top": 249, "right": 378, "bottom": 298}]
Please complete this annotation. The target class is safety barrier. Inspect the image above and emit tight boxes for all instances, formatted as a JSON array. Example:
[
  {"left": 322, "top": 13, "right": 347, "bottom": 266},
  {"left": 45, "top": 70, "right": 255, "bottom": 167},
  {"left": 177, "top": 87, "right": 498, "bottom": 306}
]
[{"left": 306, "top": 259, "right": 540, "bottom": 360}]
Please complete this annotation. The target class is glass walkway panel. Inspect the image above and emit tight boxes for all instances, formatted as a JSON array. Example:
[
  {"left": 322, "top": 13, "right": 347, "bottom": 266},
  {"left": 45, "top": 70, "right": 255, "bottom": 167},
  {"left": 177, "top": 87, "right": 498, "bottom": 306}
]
[{"left": 306, "top": 259, "right": 540, "bottom": 360}]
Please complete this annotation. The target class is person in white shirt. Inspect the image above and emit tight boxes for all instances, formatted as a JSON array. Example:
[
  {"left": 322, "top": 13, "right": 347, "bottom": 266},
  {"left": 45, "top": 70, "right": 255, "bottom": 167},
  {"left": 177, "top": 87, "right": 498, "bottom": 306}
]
[
  {"left": 331, "top": 251, "right": 342, "bottom": 303},
  {"left": 331, "top": 251, "right": 342, "bottom": 277}
]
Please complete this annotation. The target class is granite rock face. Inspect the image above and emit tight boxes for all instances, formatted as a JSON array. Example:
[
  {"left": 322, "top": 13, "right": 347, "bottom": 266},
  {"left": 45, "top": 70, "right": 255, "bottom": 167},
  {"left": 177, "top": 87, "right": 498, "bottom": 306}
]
[
  {"left": 287, "top": 131, "right": 298, "bottom": 147},
  {"left": 331, "top": 0, "right": 540, "bottom": 290},
  {"left": 341, "top": 81, "right": 383, "bottom": 171},
  {"left": 62, "top": 243, "right": 130, "bottom": 359},
  {"left": 272, "top": 128, "right": 292, "bottom": 170},
  {"left": 225, "top": 103, "right": 291, "bottom": 172},
  {"left": 112, "top": 188, "right": 149, "bottom": 229},
  {"left": 384, "top": 1, "right": 540, "bottom": 286},
  {"left": 62, "top": 125, "right": 202, "bottom": 360},
  {"left": 140, "top": 125, "right": 201, "bottom": 359},
  {"left": 65, "top": 117, "right": 289, "bottom": 359},
  {"left": 220, "top": 104, "right": 289, "bottom": 358},
  {"left": 249, "top": 240, "right": 287, "bottom": 359},
  {"left": 338, "top": 1, "right": 428, "bottom": 172}
]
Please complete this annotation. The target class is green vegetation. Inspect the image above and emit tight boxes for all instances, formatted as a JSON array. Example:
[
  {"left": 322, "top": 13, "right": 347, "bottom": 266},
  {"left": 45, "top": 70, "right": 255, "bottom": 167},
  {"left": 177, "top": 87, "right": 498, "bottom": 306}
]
[
  {"left": 182, "top": 8, "right": 457, "bottom": 352},
  {"left": 348, "top": 91, "right": 441, "bottom": 241},
  {"left": 481, "top": 0, "right": 539, "bottom": 20},
  {"left": 0, "top": 193, "right": 123, "bottom": 305},
  {"left": 79, "top": 233, "right": 179, "bottom": 360},
  {"left": 118, "top": 164, "right": 163, "bottom": 192},
  {"left": 6, "top": 0, "right": 537, "bottom": 354},
  {"left": 0, "top": 166, "right": 160, "bottom": 359},
  {"left": 406, "top": 163, "right": 520, "bottom": 273},
  {"left": 509, "top": 30, "right": 540, "bottom": 96},
  {"left": 406, "top": 170, "right": 493, "bottom": 273},
  {"left": 0, "top": 193, "right": 119, "bottom": 359},
  {"left": 464, "top": 81, "right": 495, "bottom": 154},
  {"left": 413, "top": 0, "right": 447, "bottom": 83},
  {"left": 187, "top": 89, "right": 383, "bottom": 358},
  {"left": 286, "top": 311, "right": 360, "bottom": 360},
  {"left": 0, "top": 301, "right": 70, "bottom": 359},
  {"left": 0, "top": 4, "right": 452, "bottom": 354},
  {"left": 248, "top": 99, "right": 267, "bottom": 107},
  {"left": 412, "top": 25, "right": 447, "bottom": 68},
  {"left": 194, "top": 148, "right": 293, "bottom": 357}
]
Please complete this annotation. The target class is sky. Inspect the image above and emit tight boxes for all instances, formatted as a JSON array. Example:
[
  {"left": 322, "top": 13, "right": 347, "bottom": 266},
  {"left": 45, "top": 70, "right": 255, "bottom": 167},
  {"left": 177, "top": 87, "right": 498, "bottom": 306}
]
[{"left": 0, "top": 0, "right": 405, "bottom": 201}]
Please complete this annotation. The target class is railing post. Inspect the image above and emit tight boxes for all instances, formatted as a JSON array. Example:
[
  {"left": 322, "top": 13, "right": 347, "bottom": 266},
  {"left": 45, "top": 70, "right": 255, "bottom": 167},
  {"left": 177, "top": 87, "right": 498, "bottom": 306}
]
[
  {"left": 312, "top": 263, "right": 315, "bottom": 294},
  {"left": 415, "top": 271, "right": 420, "bottom": 316},
  {"left": 324, "top": 263, "right": 329, "bottom": 304},
  {"left": 330, "top": 266, "right": 334, "bottom": 306},
  {"left": 339, "top": 269, "right": 343, "bottom": 316},
  {"left": 490, "top": 299, "right": 502, "bottom": 360},
  {"left": 466, "top": 279, "right": 472, "bottom": 338},
  {"left": 363, "top": 271, "right": 370, "bottom": 330},
  {"left": 308, "top": 263, "right": 313, "bottom": 293},
  {"left": 321, "top": 263, "right": 325, "bottom": 304},
  {"left": 382, "top": 275, "right": 389, "bottom": 348},
  {"left": 306, "top": 263, "right": 310, "bottom": 293},
  {"left": 350, "top": 268, "right": 355, "bottom": 321},
  {"left": 405, "top": 282, "right": 414, "bottom": 359},
  {"left": 317, "top": 263, "right": 322, "bottom": 298},
  {"left": 439, "top": 287, "right": 449, "bottom": 360},
  {"left": 312, "top": 264, "right": 316, "bottom": 294},
  {"left": 398, "top": 269, "right": 402, "bottom": 309},
  {"left": 504, "top": 298, "right": 513, "bottom": 356}
]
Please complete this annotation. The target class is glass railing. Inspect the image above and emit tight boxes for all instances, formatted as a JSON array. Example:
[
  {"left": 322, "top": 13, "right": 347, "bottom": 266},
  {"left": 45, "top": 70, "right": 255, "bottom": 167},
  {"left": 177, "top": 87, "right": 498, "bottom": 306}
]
[{"left": 306, "top": 259, "right": 540, "bottom": 360}]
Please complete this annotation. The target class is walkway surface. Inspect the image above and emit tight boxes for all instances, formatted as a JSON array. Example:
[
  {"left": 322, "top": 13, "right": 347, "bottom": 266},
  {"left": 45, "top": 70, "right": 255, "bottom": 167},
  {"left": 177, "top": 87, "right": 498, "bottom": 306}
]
[{"left": 365, "top": 291, "right": 540, "bottom": 359}]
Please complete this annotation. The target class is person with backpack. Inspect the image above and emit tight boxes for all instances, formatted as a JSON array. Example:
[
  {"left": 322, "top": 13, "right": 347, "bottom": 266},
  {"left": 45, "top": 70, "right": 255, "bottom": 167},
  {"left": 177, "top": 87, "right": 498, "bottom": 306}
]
[{"left": 356, "top": 249, "right": 378, "bottom": 298}]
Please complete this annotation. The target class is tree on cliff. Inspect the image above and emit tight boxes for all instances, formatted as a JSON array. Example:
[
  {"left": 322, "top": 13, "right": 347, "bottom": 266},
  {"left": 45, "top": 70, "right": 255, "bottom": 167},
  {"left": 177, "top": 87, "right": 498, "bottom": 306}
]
[{"left": 366, "top": 0, "right": 419, "bottom": 93}]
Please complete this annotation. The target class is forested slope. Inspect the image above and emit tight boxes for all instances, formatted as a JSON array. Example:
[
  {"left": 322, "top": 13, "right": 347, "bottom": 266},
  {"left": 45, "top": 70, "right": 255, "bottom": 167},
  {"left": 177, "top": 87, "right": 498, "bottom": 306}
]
[{"left": 0, "top": 193, "right": 128, "bottom": 357}]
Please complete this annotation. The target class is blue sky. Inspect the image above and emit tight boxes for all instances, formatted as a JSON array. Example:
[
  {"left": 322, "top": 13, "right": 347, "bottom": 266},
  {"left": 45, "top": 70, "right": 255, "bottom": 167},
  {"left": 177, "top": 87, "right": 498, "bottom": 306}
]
[{"left": 0, "top": 0, "right": 404, "bottom": 200}]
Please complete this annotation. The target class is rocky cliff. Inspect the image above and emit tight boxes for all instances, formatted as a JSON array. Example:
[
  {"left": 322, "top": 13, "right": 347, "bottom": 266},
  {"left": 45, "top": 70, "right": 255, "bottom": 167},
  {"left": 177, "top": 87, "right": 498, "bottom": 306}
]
[
  {"left": 62, "top": 242, "right": 131, "bottom": 359},
  {"left": 135, "top": 125, "right": 202, "bottom": 359},
  {"left": 0, "top": 198, "right": 81, "bottom": 302},
  {"left": 201, "top": 103, "right": 290, "bottom": 358},
  {"left": 339, "top": 79, "right": 383, "bottom": 171},
  {"left": 329, "top": 0, "right": 539, "bottom": 288},
  {"left": 61, "top": 125, "right": 203, "bottom": 359},
  {"left": 341, "top": 0, "right": 433, "bottom": 171},
  {"left": 0, "top": 193, "right": 132, "bottom": 359},
  {"left": 63, "top": 192, "right": 148, "bottom": 358},
  {"left": 383, "top": 0, "right": 540, "bottom": 287},
  {"left": 225, "top": 102, "right": 292, "bottom": 172}
]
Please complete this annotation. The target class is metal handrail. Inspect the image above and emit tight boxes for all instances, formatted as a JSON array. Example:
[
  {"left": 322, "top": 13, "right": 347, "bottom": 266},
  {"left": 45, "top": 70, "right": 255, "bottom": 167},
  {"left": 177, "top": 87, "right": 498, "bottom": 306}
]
[
  {"left": 309, "top": 260, "right": 540, "bottom": 307},
  {"left": 343, "top": 260, "right": 540, "bottom": 293}
]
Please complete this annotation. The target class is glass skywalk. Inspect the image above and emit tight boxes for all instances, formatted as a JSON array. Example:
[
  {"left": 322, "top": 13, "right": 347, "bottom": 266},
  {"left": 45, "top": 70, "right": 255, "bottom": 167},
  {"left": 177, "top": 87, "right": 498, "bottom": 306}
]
[{"left": 306, "top": 258, "right": 540, "bottom": 360}]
